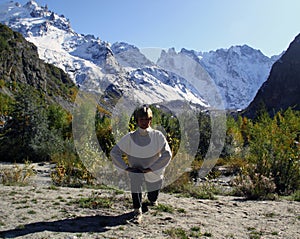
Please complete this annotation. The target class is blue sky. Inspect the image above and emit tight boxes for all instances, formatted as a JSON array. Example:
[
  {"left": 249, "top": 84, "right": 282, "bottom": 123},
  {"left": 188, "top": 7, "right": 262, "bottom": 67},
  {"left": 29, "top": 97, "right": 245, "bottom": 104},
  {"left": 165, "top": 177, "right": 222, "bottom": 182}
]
[{"left": 18, "top": 0, "right": 300, "bottom": 56}]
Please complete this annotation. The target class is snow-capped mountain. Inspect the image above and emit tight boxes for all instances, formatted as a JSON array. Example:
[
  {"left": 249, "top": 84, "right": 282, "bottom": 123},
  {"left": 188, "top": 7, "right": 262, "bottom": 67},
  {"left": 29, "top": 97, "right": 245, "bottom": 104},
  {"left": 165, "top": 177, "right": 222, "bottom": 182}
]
[
  {"left": 158, "top": 46, "right": 280, "bottom": 109},
  {"left": 0, "top": 0, "right": 209, "bottom": 108},
  {"left": 111, "top": 42, "right": 155, "bottom": 69},
  {"left": 0, "top": 0, "right": 280, "bottom": 110}
]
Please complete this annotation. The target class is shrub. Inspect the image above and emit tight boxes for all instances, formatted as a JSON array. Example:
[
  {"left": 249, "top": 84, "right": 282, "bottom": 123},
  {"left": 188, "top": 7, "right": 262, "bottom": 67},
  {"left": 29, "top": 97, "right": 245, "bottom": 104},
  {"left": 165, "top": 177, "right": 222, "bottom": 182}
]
[
  {"left": 232, "top": 172, "right": 277, "bottom": 200},
  {"left": 0, "top": 92, "right": 13, "bottom": 115},
  {"left": 163, "top": 174, "right": 218, "bottom": 200},
  {"left": 0, "top": 161, "right": 35, "bottom": 186},
  {"left": 0, "top": 79, "right": 5, "bottom": 88},
  {"left": 289, "top": 190, "right": 300, "bottom": 202},
  {"left": 246, "top": 109, "right": 300, "bottom": 195},
  {"left": 50, "top": 146, "right": 95, "bottom": 187}
]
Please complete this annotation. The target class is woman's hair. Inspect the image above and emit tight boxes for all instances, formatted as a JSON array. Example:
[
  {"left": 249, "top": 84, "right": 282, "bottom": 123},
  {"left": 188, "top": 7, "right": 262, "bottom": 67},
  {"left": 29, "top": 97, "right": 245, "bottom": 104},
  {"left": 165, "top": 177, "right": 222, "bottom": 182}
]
[{"left": 134, "top": 105, "right": 153, "bottom": 122}]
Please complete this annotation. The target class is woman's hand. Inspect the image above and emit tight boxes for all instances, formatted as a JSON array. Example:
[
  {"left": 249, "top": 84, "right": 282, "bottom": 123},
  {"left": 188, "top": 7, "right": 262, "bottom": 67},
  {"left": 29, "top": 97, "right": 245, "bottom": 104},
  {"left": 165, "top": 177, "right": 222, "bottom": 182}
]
[
  {"left": 126, "top": 167, "right": 142, "bottom": 173},
  {"left": 141, "top": 168, "right": 152, "bottom": 173},
  {"left": 125, "top": 167, "right": 152, "bottom": 173}
]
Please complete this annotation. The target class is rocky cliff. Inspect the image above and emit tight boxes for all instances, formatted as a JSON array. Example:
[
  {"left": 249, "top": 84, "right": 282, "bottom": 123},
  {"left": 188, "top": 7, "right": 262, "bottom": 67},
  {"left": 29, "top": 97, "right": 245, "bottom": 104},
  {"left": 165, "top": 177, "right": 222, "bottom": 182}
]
[
  {"left": 243, "top": 34, "right": 300, "bottom": 117},
  {"left": 0, "top": 23, "right": 76, "bottom": 106}
]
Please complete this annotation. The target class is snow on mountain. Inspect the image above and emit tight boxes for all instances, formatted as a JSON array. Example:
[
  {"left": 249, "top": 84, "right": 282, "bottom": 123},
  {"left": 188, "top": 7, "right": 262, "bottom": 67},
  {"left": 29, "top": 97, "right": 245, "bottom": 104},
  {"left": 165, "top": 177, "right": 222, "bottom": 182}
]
[
  {"left": 0, "top": 0, "right": 280, "bottom": 110},
  {"left": 0, "top": 0, "right": 208, "bottom": 108},
  {"left": 111, "top": 42, "right": 155, "bottom": 69},
  {"left": 111, "top": 42, "right": 208, "bottom": 107},
  {"left": 157, "top": 48, "right": 223, "bottom": 109},
  {"left": 199, "top": 46, "right": 280, "bottom": 109},
  {"left": 158, "top": 46, "right": 280, "bottom": 109}
]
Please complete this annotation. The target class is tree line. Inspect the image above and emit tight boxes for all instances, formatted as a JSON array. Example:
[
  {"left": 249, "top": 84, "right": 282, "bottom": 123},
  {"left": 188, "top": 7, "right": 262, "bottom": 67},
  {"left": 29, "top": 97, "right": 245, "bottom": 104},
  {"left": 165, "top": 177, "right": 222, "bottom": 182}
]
[{"left": 0, "top": 86, "right": 299, "bottom": 195}]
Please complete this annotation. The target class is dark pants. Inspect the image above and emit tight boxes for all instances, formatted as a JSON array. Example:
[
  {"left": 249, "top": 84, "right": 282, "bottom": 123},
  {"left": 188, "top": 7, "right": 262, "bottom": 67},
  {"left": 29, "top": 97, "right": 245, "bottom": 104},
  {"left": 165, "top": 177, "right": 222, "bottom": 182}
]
[{"left": 129, "top": 173, "right": 162, "bottom": 209}]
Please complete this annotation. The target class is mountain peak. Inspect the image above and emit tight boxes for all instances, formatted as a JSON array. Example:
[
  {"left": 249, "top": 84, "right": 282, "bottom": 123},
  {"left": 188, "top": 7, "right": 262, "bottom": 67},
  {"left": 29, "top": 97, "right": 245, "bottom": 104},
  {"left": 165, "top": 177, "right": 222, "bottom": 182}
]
[
  {"left": 24, "top": 0, "right": 39, "bottom": 10},
  {"left": 111, "top": 42, "right": 154, "bottom": 68},
  {"left": 168, "top": 45, "right": 278, "bottom": 109},
  {"left": 0, "top": 0, "right": 71, "bottom": 36}
]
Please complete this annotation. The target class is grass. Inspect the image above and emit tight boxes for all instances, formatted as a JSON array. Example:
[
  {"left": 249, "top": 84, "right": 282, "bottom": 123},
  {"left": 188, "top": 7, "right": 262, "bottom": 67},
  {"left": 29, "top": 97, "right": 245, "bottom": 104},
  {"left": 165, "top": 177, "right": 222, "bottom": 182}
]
[
  {"left": 8, "top": 191, "right": 18, "bottom": 196},
  {"left": 279, "top": 190, "right": 300, "bottom": 202},
  {"left": 163, "top": 226, "right": 212, "bottom": 238},
  {"left": 71, "top": 191, "right": 114, "bottom": 209},
  {"left": 247, "top": 227, "right": 263, "bottom": 239},
  {"left": 16, "top": 205, "right": 30, "bottom": 209},
  {"left": 27, "top": 210, "right": 36, "bottom": 215},
  {"left": 84, "top": 184, "right": 124, "bottom": 195},
  {"left": 164, "top": 227, "right": 188, "bottom": 239},
  {"left": 163, "top": 180, "right": 219, "bottom": 200},
  {"left": 56, "top": 196, "right": 67, "bottom": 202},
  {"left": 12, "top": 200, "right": 27, "bottom": 204},
  {"left": 154, "top": 203, "right": 174, "bottom": 213},
  {"left": 264, "top": 212, "right": 277, "bottom": 218},
  {"left": 177, "top": 208, "right": 186, "bottom": 213},
  {"left": 15, "top": 225, "right": 25, "bottom": 230},
  {"left": 48, "top": 185, "right": 59, "bottom": 190}
]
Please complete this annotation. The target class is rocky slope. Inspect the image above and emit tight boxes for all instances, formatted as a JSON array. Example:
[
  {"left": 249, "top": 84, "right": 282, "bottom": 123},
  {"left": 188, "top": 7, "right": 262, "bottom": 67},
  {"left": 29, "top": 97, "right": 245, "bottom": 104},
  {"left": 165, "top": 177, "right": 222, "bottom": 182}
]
[{"left": 0, "top": 23, "right": 76, "bottom": 107}]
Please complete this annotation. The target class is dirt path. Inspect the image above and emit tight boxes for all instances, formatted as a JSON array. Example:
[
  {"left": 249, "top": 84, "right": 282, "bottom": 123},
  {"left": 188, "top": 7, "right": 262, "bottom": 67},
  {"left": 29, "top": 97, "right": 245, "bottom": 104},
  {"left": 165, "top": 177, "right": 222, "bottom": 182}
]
[{"left": 0, "top": 164, "right": 299, "bottom": 239}]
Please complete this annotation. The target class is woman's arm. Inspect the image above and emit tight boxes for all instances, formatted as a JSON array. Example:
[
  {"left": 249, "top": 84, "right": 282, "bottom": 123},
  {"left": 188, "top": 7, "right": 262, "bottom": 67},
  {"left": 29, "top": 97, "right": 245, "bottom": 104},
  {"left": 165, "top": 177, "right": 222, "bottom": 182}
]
[
  {"left": 149, "top": 142, "right": 172, "bottom": 172},
  {"left": 110, "top": 145, "right": 128, "bottom": 170}
]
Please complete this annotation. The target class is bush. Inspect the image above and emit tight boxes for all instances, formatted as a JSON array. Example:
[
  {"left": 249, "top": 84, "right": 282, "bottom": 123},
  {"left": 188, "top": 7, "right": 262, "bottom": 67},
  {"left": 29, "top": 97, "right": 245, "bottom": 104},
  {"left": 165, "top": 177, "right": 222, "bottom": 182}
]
[
  {"left": 289, "top": 190, "right": 300, "bottom": 202},
  {"left": 0, "top": 79, "right": 5, "bottom": 88},
  {"left": 232, "top": 172, "right": 277, "bottom": 200},
  {"left": 163, "top": 173, "right": 218, "bottom": 200},
  {"left": 50, "top": 145, "right": 95, "bottom": 187},
  {"left": 0, "top": 161, "right": 35, "bottom": 186},
  {"left": 246, "top": 109, "right": 300, "bottom": 195}
]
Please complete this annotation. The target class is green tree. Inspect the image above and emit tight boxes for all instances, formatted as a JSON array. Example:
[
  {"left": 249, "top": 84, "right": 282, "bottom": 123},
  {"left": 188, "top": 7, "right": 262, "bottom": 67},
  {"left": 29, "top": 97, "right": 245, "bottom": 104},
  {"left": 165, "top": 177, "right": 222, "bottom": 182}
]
[
  {"left": 221, "top": 115, "right": 249, "bottom": 163},
  {"left": 47, "top": 104, "right": 71, "bottom": 138},
  {"left": 95, "top": 113, "right": 115, "bottom": 157},
  {"left": 196, "top": 111, "right": 211, "bottom": 160},
  {"left": 0, "top": 87, "right": 61, "bottom": 162},
  {"left": 0, "top": 93, "right": 13, "bottom": 115}
]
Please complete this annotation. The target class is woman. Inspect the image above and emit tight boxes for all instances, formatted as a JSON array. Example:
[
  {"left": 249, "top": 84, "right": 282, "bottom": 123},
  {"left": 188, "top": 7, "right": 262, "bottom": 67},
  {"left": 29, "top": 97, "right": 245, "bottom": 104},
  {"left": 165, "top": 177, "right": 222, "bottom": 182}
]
[{"left": 110, "top": 105, "right": 172, "bottom": 224}]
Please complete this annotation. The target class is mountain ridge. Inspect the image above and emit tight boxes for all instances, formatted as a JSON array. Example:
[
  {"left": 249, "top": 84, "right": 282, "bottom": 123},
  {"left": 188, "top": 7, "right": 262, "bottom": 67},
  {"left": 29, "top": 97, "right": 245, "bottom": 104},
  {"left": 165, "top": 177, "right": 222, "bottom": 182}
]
[{"left": 0, "top": 0, "right": 285, "bottom": 110}]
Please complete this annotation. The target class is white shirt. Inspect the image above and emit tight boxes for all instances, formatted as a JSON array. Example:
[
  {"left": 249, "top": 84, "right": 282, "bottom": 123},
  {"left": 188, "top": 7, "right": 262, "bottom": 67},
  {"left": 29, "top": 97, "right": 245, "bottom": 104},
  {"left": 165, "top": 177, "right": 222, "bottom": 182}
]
[{"left": 110, "top": 127, "right": 172, "bottom": 182}]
